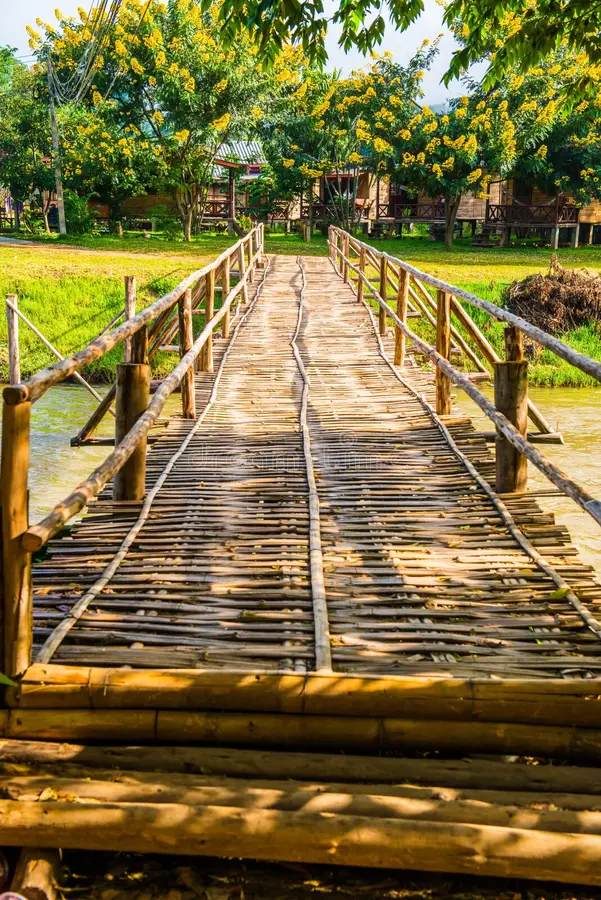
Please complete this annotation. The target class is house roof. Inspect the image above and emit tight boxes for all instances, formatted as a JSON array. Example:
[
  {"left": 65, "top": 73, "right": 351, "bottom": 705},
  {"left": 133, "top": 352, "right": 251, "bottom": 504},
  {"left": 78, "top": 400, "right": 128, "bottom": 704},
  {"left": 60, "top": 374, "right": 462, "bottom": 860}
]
[{"left": 221, "top": 140, "right": 266, "bottom": 165}]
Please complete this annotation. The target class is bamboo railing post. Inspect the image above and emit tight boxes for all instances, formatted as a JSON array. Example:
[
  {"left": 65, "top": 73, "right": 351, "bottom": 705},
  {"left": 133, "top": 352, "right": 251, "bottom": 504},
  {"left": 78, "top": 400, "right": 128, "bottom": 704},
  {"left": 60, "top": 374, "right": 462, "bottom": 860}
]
[
  {"left": 246, "top": 236, "right": 254, "bottom": 284},
  {"left": 436, "top": 289, "right": 452, "bottom": 416},
  {"left": 357, "top": 247, "right": 366, "bottom": 303},
  {"left": 238, "top": 243, "right": 249, "bottom": 305},
  {"left": 200, "top": 269, "right": 215, "bottom": 373},
  {"left": 379, "top": 256, "right": 388, "bottom": 336},
  {"left": 222, "top": 256, "right": 231, "bottom": 340},
  {"left": 113, "top": 363, "right": 150, "bottom": 502},
  {"left": 6, "top": 294, "right": 20, "bottom": 385},
  {"left": 394, "top": 269, "right": 409, "bottom": 366},
  {"left": 505, "top": 324, "right": 524, "bottom": 362},
  {"left": 124, "top": 276, "right": 136, "bottom": 363},
  {"left": 178, "top": 288, "right": 195, "bottom": 419},
  {"left": 1, "top": 399, "right": 32, "bottom": 677},
  {"left": 495, "top": 360, "right": 528, "bottom": 493},
  {"left": 342, "top": 235, "right": 349, "bottom": 283},
  {"left": 130, "top": 322, "right": 148, "bottom": 365}
]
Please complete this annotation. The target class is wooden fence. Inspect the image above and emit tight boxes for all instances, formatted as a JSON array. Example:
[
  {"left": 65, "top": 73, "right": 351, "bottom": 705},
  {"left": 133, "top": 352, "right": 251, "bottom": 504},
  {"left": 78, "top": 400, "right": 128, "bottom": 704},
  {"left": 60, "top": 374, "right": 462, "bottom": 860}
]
[
  {"left": 329, "top": 225, "right": 601, "bottom": 534},
  {"left": 0, "top": 224, "right": 264, "bottom": 677}
]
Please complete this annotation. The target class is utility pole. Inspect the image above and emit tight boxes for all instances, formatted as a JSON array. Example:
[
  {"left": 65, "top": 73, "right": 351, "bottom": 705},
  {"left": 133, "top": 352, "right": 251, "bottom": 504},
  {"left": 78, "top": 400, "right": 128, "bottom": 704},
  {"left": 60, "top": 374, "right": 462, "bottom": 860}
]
[{"left": 47, "top": 65, "right": 67, "bottom": 235}]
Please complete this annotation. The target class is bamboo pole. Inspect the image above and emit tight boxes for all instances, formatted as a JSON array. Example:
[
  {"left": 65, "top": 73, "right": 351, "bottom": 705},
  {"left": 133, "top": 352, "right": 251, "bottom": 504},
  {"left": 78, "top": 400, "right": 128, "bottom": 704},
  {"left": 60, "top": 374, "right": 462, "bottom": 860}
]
[
  {"left": 342, "top": 235, "right": 349, "bottom": 283},
  {"left": 1, "top": 401, "right": 31, "bottom": 677},
  {"left": 113, "top": 363, "right": 151, "bottom": 502},
  {"left": 436, "top": 289, "right": 452, "bottom": 415},
  {"left": 201, "top": 270, "right": 215, "bottom": 373},
  {"left": 378, "top": 256, "right": 388, "bottom": 336},
  {"left": 178, "top": 289, "right": 195, "bottom": 419},
  {"left": 3, "top": 739, "right": 601, "bottom": 793},
  {"left": 357, "top": 247, "right": 366, "bottom": 303},
  {"left": 238, "top": 242, "right": 249, "bottom": 305},
  {"left": 6, "top": 770, "right": 601, "bottom": 833},
  {"left": 505, "top": 323, "right": 524, "bottom": 361},
  {"left": 131, "top": 323, "right": 148, "bottom": 365},
  {"left": 124, "top": 276, "right": 136, "bottom": 363},
  {"left": 10, "top": 848, "right": 60, "bottom": 900},
  {"left": 495, "top": 361, "right": 528, "bottom": 494},
  {"left": 11, "top": 665, "right": 601, "bottom": 727},
  {"left": 4, "top": 708, "right": 601, "bottom": 760},
  {"left": 394, "top": 269, "right": 408, "bottom": 366},
  {"left": 1, "top": 799, "right": 601, "bottom": 884},
  {"left": 222, "top": 256, "right": 231, "bottom": 340},
  {"left": 5, "top": 294, "right": 20, "bottom": 385}
]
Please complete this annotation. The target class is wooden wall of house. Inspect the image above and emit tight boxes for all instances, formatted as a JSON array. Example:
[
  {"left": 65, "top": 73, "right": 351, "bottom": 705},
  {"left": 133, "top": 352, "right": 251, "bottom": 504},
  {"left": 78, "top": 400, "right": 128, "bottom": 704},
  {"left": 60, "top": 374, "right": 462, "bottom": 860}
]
[
  {"left": 457, "top": 193, "right": 487, "bottom": 219},
  {"left": 123, "top": 193, "right": 178, "bottom": 215},
  {"left": 578, "top": 200, "right": 601, "bottom": 224}
]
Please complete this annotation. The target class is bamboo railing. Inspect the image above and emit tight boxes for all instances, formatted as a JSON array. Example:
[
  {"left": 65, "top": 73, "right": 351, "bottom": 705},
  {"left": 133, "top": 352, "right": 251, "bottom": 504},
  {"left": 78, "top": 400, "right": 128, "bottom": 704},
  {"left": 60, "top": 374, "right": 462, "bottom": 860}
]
[
  {"left": 0, "top": 223, "right": 264, "bottom": 677},
  {"left": 329, "top": 225, "right": 601, "bottom": 533}
]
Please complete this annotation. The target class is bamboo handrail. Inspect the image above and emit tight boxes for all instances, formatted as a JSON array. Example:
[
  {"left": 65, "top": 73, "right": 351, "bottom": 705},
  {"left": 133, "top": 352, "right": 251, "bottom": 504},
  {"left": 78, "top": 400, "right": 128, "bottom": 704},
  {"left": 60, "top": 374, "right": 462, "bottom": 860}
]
[
  {"left": 329, "top": 227, "right": 601, "bottom": 534},
  {"left": 4, "top": 228, "right": 261, "bottom": 407},
  {"left": 21, "top": 247, "right": 261, "bottom": 554},
  {"left": 332, "top": 227, "right": 601, "bottom": 384}
]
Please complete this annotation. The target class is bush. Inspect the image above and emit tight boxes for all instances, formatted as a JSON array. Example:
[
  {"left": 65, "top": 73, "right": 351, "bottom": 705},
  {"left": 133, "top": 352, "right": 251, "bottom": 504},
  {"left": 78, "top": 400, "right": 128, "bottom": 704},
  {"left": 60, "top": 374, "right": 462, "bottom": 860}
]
[
  {"left": 63, "top": 190, "right": 98, "bottom": 235},
  {"left": 21, "top": 207, "right": 46, "bottom": 234},
  {"left": 236, "top": 214, "right": 254, "bottom": 236}
]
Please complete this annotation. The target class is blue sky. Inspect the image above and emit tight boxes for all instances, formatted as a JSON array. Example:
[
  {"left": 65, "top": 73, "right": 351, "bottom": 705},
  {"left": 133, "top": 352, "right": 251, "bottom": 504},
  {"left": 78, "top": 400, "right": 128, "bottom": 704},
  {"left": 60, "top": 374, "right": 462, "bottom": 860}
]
[{"left": 2, "top": 0, "right": 474, "bottom": 103}]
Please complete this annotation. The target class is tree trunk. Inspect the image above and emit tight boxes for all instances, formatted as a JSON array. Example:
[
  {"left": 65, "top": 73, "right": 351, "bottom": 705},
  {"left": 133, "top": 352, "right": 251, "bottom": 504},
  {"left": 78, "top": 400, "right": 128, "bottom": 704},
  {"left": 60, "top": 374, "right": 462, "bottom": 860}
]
[
  {"left": 444, "top": 195, "right": 461, "bottom": 250},
  {"left": 13, "top": 202, "right": 20, "bottom": 232}
]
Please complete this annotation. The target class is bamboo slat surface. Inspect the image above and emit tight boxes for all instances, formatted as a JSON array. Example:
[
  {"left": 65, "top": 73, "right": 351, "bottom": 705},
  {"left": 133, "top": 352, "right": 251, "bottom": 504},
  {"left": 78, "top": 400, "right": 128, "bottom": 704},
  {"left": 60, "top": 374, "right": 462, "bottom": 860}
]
[{"left": 30, "top": 255, "right": 601, "bottom": 677}]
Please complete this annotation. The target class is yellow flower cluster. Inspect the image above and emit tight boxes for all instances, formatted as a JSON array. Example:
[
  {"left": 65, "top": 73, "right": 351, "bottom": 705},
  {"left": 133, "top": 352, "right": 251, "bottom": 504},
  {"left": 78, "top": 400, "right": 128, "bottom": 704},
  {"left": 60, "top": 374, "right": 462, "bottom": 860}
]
[{"left": 466, "top": 168, "right": 482, "bottom": 184}]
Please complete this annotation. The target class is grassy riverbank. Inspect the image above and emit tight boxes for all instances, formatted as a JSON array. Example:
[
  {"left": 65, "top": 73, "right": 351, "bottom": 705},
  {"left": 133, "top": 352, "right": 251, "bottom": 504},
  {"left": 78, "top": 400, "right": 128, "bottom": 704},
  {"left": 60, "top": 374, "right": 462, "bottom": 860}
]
[{"left": 3, "top": 230, "right": 601, "bottom": 385}]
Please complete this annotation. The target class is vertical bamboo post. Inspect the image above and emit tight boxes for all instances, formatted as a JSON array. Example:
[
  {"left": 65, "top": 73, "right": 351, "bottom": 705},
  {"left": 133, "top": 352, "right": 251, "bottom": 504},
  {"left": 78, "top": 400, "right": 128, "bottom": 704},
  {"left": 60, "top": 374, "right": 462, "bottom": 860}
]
[
  {"left": 505, "top": 324, "right": 524, "bottom": 362},
  {"left": 124, "top": 276, "right": 136, "bottom": 363},
  {"left": 222, "top": 255, "right": 231, "bottom": 340},
  {"left": 342, "top": 235, "right": 349, "bottom": 283},
  {"left": 200, "top": 268, "right": 215, "bottom": 373},
  {"left": 1, "top": 398, "right": 32, "bottom": 677},
  {"left": 238, "top": 243, "right": 249, "bottom": 305},
  {"left": 130, "top": 323, "right": 148, "bottom": 365},
  {"left": 394, "top": 269, "right": 409, "bottom": 367},
  {"left": 113, "top": 363, "right": 150, "bottom": 502},
  {"left": 357, "top": 246, "right": 366, "bottom": 303},
  {"left": 6, "top": 294, "right": 20, "bottom": 385},
  {"left": 379, "top": 255, "right": 388, "bottom": 336},
  {"left": 436, "top": 289, "right": 452, "bottom": 416},
  {"left": 495, "top": 360, "right": 528, "bottom": 493},
  {"left": 179, "top": 288, "right": 195, "bottom": 419},
  {"left": 246, "top": 236, "right": 254, "bottom": 284}
]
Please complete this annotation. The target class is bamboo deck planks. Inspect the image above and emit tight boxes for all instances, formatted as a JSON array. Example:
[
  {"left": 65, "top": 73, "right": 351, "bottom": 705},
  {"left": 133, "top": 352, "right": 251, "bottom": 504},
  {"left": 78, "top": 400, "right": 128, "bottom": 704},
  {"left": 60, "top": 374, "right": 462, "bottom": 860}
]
[{"left": 28, "top": 254, "right": 601, "bottom": 682}]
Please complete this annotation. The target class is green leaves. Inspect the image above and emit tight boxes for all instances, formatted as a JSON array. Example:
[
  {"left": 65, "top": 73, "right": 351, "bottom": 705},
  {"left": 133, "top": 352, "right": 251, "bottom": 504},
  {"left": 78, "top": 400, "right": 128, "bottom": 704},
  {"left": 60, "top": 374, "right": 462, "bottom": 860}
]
[{"left": 0, "top": 672, "right": 16, "bottom": 687}]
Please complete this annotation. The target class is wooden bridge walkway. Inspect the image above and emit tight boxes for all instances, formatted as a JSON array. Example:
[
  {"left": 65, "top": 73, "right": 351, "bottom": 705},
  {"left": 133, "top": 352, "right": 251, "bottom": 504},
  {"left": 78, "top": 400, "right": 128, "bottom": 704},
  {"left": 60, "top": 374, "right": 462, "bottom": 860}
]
[
  {"left": 29, "top": 254, "right": 601, "bottom": 678},
  {"left": 5, "top": 229, "right": 601, "bottom": 888}
]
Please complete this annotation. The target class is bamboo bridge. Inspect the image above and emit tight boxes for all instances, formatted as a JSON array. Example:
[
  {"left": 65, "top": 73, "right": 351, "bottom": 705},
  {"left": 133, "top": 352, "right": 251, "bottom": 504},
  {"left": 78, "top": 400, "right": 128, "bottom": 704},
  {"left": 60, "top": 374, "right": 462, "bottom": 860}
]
[{"left": 2, "top": 224, "right": 601, "bottom": 887}]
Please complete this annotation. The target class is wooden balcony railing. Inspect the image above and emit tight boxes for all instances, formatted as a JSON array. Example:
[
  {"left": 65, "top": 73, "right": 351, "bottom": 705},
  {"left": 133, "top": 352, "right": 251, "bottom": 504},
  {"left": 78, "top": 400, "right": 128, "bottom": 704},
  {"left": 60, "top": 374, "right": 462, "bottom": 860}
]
[
  {"left": 378, "top": 201, "right": 447, "bottom": 220},
  {"left": 486, "top": 204, "right": 580, "bottom": 226},
  {"left": 301, "top": 201, "right": 373, "bottom": 222}
]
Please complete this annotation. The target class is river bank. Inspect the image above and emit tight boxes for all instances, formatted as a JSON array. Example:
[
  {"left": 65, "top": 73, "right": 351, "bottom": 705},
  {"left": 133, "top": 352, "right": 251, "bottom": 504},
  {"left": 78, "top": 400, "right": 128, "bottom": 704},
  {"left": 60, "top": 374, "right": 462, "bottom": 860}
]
[{"left": 3, "top": 231, "right": 601, "bottom": 386}]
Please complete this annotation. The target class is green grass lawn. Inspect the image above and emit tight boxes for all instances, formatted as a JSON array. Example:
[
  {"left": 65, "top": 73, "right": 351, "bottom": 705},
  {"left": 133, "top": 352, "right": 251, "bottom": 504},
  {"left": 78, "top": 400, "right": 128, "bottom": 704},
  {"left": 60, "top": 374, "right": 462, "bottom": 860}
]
[{"left": 4, "top": 228, "right": 601, "bottom": 386}]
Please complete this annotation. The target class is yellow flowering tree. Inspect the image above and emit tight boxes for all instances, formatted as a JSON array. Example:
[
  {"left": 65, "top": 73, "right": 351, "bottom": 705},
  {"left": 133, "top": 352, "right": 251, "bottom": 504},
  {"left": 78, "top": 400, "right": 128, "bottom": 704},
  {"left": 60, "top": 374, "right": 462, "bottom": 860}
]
[
  {"left": 33, "top": 1, "right": 275, "bottom": 240},
  {"left": 261, "top": 49, "right": 433, "bottom": 231},
  {"left": 60, "top": 107, "right": 163, "bottom": 231}
]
